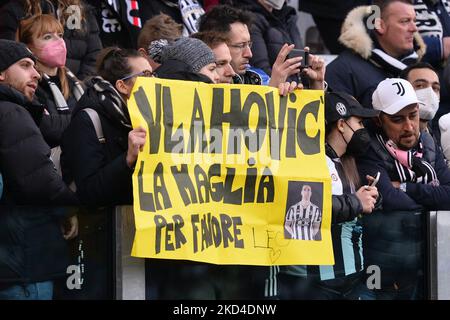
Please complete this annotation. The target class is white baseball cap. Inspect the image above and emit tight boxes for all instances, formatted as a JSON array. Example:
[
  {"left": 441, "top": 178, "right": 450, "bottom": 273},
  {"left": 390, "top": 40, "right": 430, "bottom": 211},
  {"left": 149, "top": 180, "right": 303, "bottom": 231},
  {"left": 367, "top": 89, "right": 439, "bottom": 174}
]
[{"left": 372, "top": 78, "right": 419, "bottom": 115}]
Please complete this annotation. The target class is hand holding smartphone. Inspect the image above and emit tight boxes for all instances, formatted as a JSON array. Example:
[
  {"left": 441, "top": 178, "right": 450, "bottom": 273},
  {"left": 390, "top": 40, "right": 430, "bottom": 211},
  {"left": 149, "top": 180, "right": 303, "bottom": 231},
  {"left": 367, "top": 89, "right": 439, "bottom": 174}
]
[
  {"left": 287, "top": 48, "right": 310, "bottom": 87},
  {"left": 369, "top": 172, "right": 380, "bottom": 187},
  {"left": 364, "top": 172, "right": 380, "bottom": 191},
  {"left": 358, "top": 172, "right": 380, "bottom": 217},
  {"left": 287, "top": 48, "right": 309, "bottom": 71}
]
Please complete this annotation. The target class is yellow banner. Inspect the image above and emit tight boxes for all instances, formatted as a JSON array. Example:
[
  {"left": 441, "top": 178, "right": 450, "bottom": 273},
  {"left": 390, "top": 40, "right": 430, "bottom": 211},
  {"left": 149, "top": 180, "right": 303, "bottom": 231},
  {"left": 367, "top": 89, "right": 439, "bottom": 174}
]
[{"left": 128, "top": 77, "right": 333, "bottom": 266}]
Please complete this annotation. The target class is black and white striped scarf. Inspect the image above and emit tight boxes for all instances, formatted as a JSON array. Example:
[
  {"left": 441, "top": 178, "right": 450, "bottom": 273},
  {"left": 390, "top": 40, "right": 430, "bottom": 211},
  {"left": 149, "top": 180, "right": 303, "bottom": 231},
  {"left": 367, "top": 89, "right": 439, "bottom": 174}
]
[
  {"left": 370, "top": 48, "right": 418, "bottom": 76},
  {"left": 376, "top": 133, "right": 439, "bottom": 185},
  {"left": 42, "top": 69, "right": 85, "bottom": 113},
  {"left": 83, "top": 76, "right": 132, "bottom": 129}
]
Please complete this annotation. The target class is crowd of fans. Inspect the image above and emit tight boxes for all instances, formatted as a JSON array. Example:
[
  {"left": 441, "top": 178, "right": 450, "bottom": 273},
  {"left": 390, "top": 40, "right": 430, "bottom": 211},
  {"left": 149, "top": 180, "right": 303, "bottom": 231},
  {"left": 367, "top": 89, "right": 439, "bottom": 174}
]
[{"left": 1, "top": 0, "right": 450, "bottom": 300}]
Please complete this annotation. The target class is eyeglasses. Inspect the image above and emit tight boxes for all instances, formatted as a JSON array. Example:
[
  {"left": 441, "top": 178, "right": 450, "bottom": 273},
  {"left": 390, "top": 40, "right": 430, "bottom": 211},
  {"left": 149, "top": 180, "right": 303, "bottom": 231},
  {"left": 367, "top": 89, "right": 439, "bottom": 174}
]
[
  {"left": 228, "top": 41, "right": 253, "bottom": 51},
  {"left": 119, "top": 69, "right": 154, "bottom": 81}
]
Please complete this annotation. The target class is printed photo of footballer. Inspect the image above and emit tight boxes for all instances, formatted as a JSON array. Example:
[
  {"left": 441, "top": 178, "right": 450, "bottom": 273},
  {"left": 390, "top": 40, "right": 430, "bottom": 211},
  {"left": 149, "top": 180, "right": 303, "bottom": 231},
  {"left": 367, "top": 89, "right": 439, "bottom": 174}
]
[{"left": 284, "top": 181, "right": 323, "bottom": 241}]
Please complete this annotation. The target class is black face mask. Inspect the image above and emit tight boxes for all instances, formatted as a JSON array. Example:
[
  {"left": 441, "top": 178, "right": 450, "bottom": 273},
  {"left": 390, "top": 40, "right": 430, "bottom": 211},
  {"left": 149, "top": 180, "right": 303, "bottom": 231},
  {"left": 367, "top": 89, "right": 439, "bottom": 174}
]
[{"left": 342, "top": 121, "right": 371, "bottom": 157}]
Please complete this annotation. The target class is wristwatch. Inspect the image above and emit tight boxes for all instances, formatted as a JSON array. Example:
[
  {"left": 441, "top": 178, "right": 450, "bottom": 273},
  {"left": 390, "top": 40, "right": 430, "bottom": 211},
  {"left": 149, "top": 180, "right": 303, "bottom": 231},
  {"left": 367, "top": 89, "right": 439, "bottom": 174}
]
[{"left": 399, "top": 182, "right": 407, "bottom": 192}]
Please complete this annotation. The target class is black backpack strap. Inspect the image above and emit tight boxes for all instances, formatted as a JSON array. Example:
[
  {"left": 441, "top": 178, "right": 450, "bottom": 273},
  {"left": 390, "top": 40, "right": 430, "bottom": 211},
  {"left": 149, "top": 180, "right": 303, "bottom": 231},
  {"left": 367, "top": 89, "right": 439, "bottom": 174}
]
[{"left": 69, "top": 109, "right": 105, "bottom": 192}]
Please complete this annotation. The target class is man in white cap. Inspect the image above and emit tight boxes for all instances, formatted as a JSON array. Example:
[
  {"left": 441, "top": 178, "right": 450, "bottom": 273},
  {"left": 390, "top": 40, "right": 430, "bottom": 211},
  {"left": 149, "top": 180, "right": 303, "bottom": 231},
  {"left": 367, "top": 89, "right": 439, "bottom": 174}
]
[{"left": 357, "top": 78, "right": 450, "bottom": 300}]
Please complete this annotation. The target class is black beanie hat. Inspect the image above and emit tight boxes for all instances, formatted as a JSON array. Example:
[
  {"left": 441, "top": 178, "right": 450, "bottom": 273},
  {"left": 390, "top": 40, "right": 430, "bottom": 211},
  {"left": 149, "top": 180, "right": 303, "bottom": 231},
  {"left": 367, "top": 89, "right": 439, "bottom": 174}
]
[{"left": 0, "top": 39, "right": 36, "bottom": 72}]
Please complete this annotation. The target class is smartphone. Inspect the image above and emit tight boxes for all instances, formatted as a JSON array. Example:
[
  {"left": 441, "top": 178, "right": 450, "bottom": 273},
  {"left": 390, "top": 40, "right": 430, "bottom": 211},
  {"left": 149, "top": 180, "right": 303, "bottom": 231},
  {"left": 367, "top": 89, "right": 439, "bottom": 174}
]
[
  {"left": 287, "top": 49, "right": 309, "bottom": 70},
  {"left": 369, "top": 172, "right": 380, "bottom": 187}
]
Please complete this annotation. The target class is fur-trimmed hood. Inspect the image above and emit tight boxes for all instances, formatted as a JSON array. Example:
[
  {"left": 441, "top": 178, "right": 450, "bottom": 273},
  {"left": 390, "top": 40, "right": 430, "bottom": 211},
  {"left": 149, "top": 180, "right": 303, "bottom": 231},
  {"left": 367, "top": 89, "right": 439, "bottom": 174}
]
[{"left": 339, "top": 6, "right": 426, "bottom": 60}]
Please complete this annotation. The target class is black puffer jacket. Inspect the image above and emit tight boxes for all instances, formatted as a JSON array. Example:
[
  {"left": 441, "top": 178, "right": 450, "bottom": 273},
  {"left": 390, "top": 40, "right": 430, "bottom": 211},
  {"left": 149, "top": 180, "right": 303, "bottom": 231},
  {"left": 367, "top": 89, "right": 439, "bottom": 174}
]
[
  {"left": 0, "top": 84, "right": 78, "bottom": 284},
  {"left": 326, "top": 144, "right": 382, "bottom": 223},
  {"left": 357, "top": 131, "right": 450, "bottom": 289},
  {"left": 0, "top": 0, "right": 102, "bottom": 80},
  {"left": 36, "top": 71, "right": 83, "bottom": 147},
  {"left": 61, "top": 77, "right": 134, "bottom": 206},
  {"left": 233, "top": 0, "right": 302, "bottom": 77},
  {"left": 325, "top": 6, "right": 426, "bottom": 108}
]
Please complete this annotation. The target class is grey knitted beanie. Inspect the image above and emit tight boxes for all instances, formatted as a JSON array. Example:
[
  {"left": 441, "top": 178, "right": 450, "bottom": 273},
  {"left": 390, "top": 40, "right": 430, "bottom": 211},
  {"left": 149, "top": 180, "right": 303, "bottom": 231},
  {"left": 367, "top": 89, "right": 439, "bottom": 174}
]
[{"left": 160, "top": 37, "right": 215, "bottom": 73}]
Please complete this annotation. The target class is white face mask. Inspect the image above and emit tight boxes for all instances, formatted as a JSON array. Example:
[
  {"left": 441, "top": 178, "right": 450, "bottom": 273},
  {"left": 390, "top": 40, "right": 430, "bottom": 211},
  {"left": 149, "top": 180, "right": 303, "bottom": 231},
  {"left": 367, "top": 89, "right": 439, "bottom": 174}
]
[
  {"left": 415, "top": 87, "right": 440, "bottom": 120},
  {"left": 263, "top": 0, "right": 285, "bottom": 10}
]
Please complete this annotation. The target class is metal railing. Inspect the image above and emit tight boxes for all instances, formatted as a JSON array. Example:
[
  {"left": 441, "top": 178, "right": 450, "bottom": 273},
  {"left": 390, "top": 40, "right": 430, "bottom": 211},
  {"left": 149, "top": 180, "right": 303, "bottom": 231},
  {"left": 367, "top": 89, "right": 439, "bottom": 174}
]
[
  {"left": 427, "top": 211, "right": 450, "bottom": 299},
  {"left": 66, "top": 206, "right": 449, "bottom": 300}
]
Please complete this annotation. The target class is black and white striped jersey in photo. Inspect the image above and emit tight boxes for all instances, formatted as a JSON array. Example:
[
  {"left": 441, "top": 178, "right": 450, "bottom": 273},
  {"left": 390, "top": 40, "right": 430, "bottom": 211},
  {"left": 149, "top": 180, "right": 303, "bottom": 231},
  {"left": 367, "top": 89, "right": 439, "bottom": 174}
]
[
  {"left": 272, "top": 154, "right": 364, "bottom": 293},
  {"left": 285, "top": 201, "right": 321, "bottom": 240}
]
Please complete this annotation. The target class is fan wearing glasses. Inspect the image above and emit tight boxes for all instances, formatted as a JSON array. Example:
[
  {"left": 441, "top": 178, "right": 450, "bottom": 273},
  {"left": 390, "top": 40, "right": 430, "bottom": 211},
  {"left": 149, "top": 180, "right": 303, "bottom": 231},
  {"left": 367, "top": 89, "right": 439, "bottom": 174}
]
[
  {"left": 61, "top": 47, "right": 153, "bottom": 206},
  {"left": 198, "top": 5, "right": 325, "bottom": 95}
]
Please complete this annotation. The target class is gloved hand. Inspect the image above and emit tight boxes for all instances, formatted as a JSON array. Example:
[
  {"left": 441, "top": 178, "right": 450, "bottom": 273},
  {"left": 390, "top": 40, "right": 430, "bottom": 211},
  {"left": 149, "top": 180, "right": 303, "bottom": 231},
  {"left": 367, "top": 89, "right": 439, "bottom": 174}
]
[
  {"left": 411, "top": 157, "right": 440, "bottom": 185},
  {"left": 411, "top": 156, "right": 428, "bottom": 178}
]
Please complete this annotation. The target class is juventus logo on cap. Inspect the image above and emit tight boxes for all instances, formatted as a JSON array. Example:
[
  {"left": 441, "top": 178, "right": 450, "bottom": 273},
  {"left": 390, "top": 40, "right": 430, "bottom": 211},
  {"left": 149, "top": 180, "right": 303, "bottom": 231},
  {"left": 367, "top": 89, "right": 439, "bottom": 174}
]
[
  {"left": 392, "top": 82, "right": 405, "bottom": 96},
  {"left": 336, "top": 102, "right": 347, "bottom": 116}
]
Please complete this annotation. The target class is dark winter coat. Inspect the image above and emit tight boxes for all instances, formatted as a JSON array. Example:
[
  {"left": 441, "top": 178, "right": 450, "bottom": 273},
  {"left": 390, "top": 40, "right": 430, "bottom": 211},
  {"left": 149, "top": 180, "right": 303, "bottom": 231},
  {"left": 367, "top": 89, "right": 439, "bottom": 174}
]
[
  {"left": 357, "top": 130, "right": 450, "bottom": 288},
  {"left": 358, "top": 132, "right": 450, "bottom": 212},
  {"left": 0, "top": 84, "right": 78, "bottom": 284},
  {"left": 234, "top": 0, "right": 302, "bottom": 77},
  {"left": 326, "top": 50, "right": 390, "bottom": 108},
  {"left": 0, "top": 0, "right": 102, "bottom": 80},
  {"left": 325, "top": 6, "right": 426, "bottom": 108},
  {"left": 36, "top": 73, "right": 80, "bottom": 148},
  {"left": 327, "top": 148, "right": 364, "bottom": 224},
  {"left": 61, "top": 78, "right": 134, "bottom": 206}
]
